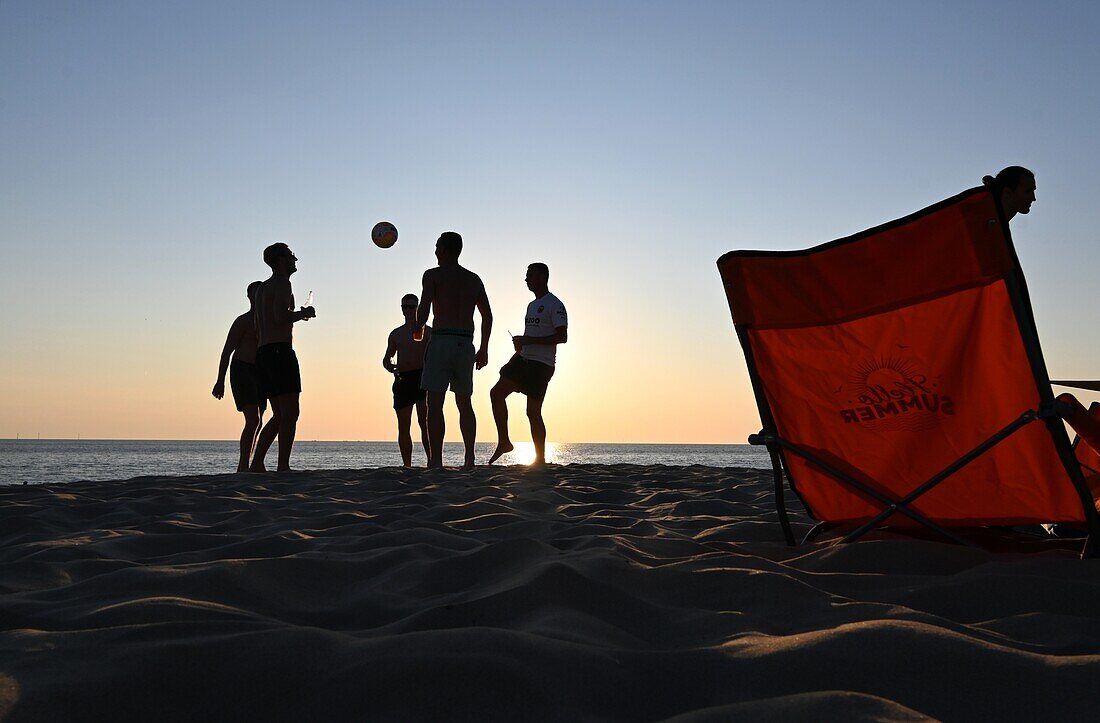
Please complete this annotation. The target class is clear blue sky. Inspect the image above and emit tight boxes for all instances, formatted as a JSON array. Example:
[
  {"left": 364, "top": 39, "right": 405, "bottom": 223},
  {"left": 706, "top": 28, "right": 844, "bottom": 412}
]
[{"left": 3, "top": 1, "right": 1100, "bottom": 441}]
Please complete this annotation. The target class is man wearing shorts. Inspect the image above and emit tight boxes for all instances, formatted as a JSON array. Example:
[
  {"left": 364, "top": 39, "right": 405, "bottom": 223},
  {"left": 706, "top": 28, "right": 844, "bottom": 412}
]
[
  {"left": 211, "top": 280, "right": 267, "bottom": 472},
  {"left": 488, "top": 263, "right": 567, "bottom": 466},
  {"left": 415, "top": 231, "right": 493, "bottom": 468},
  {"left": 250, "top": 243, "right": 316, "bottom": 472},
  {"left": 383, "top": 293, "right": 432, "bottom": 467}
]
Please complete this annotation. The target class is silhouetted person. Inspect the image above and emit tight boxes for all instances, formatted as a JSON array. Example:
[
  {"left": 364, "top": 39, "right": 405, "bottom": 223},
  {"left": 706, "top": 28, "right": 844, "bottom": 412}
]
[
  {"left": 384, "top": 293, "right": 432, "bottom": 467},
  {"left": 250, "top": 243, "right": 316, "bottom": 472},
  {"left": 212, "top": 280, "right": 266, "bottom": 472},
  {"left": 416, "top": 231, "right": 492, "bottom": 468},
  {"left": 983, "top": 166, "right": 1036, "bottom": 221},
  {"left": 488, "top": 263, "right": 568, "bottom": 466}
]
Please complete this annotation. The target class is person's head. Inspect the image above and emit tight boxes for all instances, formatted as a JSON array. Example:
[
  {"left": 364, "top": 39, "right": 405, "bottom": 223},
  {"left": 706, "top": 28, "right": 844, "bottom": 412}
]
[
  {"left": 435, "top": 231, "right": 462, "bottom": 264},
  {"left": 525, "top": 262, "right": 549, "bottom": 294},
  {"left": 401, "top": 293, "right": 418, "bottom": 321},
  {"left": 983, "top": 166, "right": 1036, "bottom": 220},
  {"left": 246, "top": 280, "right": 262, "bottom": 305},
  {"left": 263, "top": 242, "right": 298, "bottom": 275}
]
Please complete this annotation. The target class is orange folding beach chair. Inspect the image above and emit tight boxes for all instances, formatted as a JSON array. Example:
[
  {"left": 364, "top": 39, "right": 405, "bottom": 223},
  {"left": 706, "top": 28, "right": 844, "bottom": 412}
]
[{"left": 717, "top": 186, "right": 1100, "bottom": 557}]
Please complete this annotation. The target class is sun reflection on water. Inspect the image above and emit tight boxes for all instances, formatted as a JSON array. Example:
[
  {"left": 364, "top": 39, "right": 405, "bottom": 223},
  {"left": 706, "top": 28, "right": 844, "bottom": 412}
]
[{"left": 506, "top": 442, "right": 559, "bottom": 465}]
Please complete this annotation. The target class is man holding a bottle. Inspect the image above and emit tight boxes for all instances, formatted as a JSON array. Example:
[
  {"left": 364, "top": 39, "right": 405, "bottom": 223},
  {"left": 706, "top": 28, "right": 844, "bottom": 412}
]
[{"left": 250, "top": 242, "right": 316, "bottom": 473}]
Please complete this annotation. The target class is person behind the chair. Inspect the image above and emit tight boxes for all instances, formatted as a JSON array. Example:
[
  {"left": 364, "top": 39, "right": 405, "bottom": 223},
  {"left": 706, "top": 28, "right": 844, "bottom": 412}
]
[
  {"left": 983, "top": 166, "right": 1035, "bottom": 221},
  {"left": 383, "top": 293, "right": 432, "bottom": 467},
  {"left": 250, "top": 242, "right": 316, "bottom": 473},
  {"left": 415, "top": 231, "right": 493, "bottom": 469},
  {"left": 211, "top": 280, "right": 266, "bottom": 472},
  {"left": 488, "top": 263, "right": 568, "bottom": 466}
]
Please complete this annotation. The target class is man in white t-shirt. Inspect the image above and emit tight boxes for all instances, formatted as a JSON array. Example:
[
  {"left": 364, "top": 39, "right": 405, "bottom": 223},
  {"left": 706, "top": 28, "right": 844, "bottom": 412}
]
[{"left": 488, "top": 263, "right": 568, "bottom": 466}]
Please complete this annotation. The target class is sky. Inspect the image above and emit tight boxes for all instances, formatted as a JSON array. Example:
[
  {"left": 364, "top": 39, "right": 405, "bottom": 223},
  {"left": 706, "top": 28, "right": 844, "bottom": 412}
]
[{"left": 3, "top": 0, "right": 1100, "bottom": 444}]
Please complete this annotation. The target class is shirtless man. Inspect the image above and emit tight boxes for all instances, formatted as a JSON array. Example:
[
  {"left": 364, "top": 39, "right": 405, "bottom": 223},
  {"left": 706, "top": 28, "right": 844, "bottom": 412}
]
[
  {"left": 488, "top": 263, "right": 568, "bottom": 466},
  {"left": 415, "top": 231, "right": 492, "bottom": 468},
  {"left": 983, "top": 166, "right": 1036, "bottom": 221},
  {"left": 212, "top": 280, "right": 266, "bottom": 472},
  {"left": 383, "top": 293, "right": 432, "bottom": 467},
  {"left": 250, "top": 243, "right": 316, "bottom": 472}
]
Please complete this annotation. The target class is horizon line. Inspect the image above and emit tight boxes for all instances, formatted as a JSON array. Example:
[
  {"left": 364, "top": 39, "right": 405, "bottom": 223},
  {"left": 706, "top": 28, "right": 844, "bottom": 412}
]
[{"left": 1, "top": 437, "right": 747, "bottom": 446}]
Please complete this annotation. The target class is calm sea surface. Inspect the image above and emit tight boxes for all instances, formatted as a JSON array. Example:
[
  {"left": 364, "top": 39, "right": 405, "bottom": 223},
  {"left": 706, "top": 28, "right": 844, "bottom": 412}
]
[{"left": 0, "top": 440, "right": 771, "bottom": 486}]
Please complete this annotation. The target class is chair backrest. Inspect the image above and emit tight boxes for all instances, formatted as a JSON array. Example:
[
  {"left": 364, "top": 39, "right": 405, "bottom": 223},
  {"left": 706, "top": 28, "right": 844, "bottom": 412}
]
[{"left": 718, "top": 188, "right": 1093, "bottom": 525}]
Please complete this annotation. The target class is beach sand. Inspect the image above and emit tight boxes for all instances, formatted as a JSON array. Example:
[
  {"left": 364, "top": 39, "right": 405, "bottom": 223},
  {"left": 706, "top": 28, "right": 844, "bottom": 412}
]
[{"left": 3, "top": 464, "right": 1100, "bottom": 721}]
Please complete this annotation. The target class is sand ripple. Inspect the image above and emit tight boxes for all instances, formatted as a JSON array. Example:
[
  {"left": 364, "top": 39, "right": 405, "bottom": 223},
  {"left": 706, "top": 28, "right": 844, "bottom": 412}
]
[{"left": 3, "top": 464, "right": 1100, "bottom": 721}]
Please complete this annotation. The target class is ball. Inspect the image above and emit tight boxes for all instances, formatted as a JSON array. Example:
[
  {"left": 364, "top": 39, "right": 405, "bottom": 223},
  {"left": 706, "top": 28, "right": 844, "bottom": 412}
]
[{"left": 372, "top": 221, "right": 398, "bottom": 248}]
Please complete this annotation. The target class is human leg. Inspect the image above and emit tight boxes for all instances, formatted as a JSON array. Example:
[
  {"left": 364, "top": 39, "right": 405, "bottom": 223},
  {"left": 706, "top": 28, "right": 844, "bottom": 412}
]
[
  {"left": 426, "top": 390, "right": 447, "bottom": 467},
  {"left": 488, "top": 376, "right": 521, "bottom": 464},
  {"left": 415, "top": 400, "right": 429, "bottom": 461},
  {"left": 396, "top": 405, "right": 414, "bottom": 467},
  {"left": 455, "top": 393, "right": 476, "bottom": 469},
  {"left": 251, "top": 397, "right": 280, "bottom": 472},
  {"left": 238, "top": 405, "right": 261, "bottom": 472},
  {"left": 275, "top": 392, "right": 300, "bottom": 472},
  {"left": 527, "top": 396, "right": 547, "bottom": 466}
]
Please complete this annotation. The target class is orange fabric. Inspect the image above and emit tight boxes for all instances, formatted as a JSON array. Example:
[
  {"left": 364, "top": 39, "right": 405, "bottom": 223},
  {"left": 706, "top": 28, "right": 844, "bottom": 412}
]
[
  {"left": 719, "top": 189, "right": 1014, "bottom": 329},
  {"left": 721, "top": 187, "right": 1091, "bottom": 526}
]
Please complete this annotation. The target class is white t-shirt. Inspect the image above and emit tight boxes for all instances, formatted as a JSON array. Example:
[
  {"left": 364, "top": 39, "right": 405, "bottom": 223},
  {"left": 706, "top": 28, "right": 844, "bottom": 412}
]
[{"left": 521, "top": 293, "right": 568, "bottom": 367}]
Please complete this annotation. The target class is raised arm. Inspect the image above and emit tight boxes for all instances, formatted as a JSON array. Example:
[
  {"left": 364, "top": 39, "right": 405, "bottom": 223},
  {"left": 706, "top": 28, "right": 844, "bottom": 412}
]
[{"left": 475, "top": 277, "right": 492, "bottom": 369}]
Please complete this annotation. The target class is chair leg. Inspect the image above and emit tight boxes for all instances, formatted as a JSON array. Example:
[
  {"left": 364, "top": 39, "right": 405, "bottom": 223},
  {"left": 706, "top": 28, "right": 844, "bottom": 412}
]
[
  {"left": 1082, "top": 535, "right": 1100, "bottom": 559},
  {"left": 802, "top": 521, "right": 833, "bottom": 544}
]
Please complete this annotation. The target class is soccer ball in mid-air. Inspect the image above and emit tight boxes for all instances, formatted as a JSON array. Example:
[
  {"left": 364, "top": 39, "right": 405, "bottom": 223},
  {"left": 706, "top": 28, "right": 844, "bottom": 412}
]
[{"left": 372, "top": 221, "right": 398, "bottom": 248}]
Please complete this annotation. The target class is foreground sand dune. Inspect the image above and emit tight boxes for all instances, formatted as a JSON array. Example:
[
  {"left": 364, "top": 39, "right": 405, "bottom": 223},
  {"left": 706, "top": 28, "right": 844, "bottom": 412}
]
[{"left": 3, "top": 464, "right": 1100, "bottom": 721}]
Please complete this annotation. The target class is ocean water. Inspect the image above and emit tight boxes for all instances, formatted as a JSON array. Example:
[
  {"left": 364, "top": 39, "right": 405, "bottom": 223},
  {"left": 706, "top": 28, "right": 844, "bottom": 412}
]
[{"left": 0, "top": 440, "right": 771, "bottom": 486}]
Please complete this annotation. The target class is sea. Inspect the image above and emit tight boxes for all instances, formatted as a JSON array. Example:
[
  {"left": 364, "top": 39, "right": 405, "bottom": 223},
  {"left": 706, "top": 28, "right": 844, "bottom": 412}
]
[{"left": 0, "top": 440, "right": 771, "bottom": 486}]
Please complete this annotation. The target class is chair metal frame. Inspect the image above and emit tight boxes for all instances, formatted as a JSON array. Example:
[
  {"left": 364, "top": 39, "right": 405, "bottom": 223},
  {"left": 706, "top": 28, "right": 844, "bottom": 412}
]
[{"left": 723, "top": 189, "right": 1100, "bottom": 558}]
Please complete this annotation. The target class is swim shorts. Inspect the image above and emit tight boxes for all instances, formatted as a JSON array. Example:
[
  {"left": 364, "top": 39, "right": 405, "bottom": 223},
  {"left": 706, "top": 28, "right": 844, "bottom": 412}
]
[
  {"left": 255, "top": 342, "right": 302, "bottom": 399},
  {"left": 499, "top": 353, "right": 555, "bottom": 400},
  {"left": 421, "top": 329, "right": 476, "bottom": 396},
  {"left": 229, "top": 358, "right": 268, "bottom": 412},
  {"left": 392, "top": 368, "right": 426, "bottom": 410}
]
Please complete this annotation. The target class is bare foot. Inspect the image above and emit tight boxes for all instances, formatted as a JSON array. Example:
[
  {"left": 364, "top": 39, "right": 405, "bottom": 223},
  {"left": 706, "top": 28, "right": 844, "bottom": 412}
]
[
  {"left": 276, "top": 466, "right": 293, "bottom": 473},
  {"left": 249, "top": 462, "right": 267, "bottom": 473},
  {"left": 488, "top": 441, "right": 513, "bottom": 465}
]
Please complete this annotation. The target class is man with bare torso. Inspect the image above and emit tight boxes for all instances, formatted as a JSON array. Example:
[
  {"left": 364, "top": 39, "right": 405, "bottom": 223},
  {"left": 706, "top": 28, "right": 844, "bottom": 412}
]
[
  {"left": 212, "top": 280, "right": 267, "bottom": 472},
  {"left": 416, "top": 231, "right": 492, "bottom": 468},
  {"left": 383, "top": 293, "right": 432, "bottom": 467},
  {"left": 250, "top": 242, "right": 316, "bottom": 472}
]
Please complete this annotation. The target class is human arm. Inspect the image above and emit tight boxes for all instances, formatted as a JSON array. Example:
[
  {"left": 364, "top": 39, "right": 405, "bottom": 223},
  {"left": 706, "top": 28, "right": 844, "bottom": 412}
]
[
  {"left": 212, "top": 318, "right": 246, "bottom": 398},
  {"left": 514, "top": 327, "right": 567, "bottom": 346},
  {"left": 475, "top": 279, "right": 492, "bottom": 369},
  {"left": 272, "top": 284, "right": 315, "bottom": 325},
  {"left": 382, "top": 332, "right": 398, "bottom": 373},
  {"left": 415, "top": 270, "right": 433, "bottom": 331}
]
